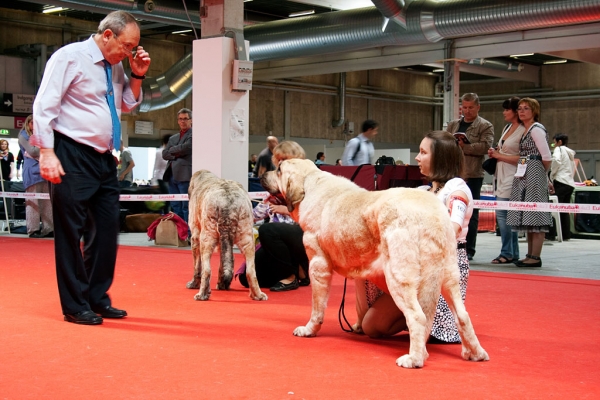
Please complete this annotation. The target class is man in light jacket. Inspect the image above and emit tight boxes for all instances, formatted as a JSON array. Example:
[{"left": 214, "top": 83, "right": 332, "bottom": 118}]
[{"left": 549, "top": 133, "right": 576, "bottom": 241}]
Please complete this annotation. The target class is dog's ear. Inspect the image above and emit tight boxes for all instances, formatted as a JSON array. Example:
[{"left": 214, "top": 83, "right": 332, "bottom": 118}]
[{"left": 281, "top": 164, "right": 305, "bottom": 213}]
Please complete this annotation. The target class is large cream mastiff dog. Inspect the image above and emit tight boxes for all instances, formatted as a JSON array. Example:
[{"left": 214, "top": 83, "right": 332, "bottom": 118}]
[
  {"left": 186, "top": 170, "right": 267, "bottom": 302},
  {"left": 261, "top": 159, "right": 488, "bottom": 368}
]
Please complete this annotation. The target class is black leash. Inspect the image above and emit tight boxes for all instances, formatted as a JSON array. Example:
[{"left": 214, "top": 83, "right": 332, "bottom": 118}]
[{"left": 338, "top": 278, "right": 354, "bottom": 333}]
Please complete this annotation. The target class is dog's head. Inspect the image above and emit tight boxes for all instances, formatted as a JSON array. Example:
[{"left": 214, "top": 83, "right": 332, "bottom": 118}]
[{"left": 260, "top": 159, "right": 318, "bottom": 213}]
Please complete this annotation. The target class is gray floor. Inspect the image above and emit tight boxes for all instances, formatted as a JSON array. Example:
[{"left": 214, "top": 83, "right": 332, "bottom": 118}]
[{"left": 4, "top": 229, "right": 598, "bottom": 281}]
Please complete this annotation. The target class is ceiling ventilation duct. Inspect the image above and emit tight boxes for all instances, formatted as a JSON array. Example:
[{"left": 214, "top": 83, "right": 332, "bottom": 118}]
[
  {"left": 371, "top": 0, "right": 408, "bottom": 28},
  {"left": 25, "top": 0, "right": 600, "bottom": 110}
]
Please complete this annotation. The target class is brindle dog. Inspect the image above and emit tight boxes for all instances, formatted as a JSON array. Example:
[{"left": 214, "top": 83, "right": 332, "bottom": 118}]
[{"left": 186, "top": 170, "right": 267, "bottom": 302}]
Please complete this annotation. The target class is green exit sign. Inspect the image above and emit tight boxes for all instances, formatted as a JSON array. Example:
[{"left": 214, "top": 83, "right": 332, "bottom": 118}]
[{"left": 0, "top": 129, "right": 9, "bottom": 135}]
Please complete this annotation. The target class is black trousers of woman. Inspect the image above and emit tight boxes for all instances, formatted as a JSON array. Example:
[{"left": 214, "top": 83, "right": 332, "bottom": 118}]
[
  {"left": 51, "top": 133, "right": 120, "bottom": 315},
  {"left": 552, "top": 180, "right": 575, "bottom": 240},
  {"left": 239, "top": 222, "right": 309, "bottom": 288}
]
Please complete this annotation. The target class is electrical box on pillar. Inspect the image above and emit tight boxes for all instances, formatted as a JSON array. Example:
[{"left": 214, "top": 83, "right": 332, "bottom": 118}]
[{"left": 231, "top": 60, "right": 253, "bottom": 91}]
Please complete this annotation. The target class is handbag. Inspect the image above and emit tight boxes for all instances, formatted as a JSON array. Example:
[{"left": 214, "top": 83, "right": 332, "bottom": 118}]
[
  {"left": 155, "top": 217, "right": 188, "bottom": 247},
  {"left": 482, "top": 157, "right": 497, "bottom": 175}
]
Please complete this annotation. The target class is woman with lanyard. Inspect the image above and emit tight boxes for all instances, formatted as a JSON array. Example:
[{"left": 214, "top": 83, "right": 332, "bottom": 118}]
[
  {"left": 506, "top": 98, "right": 552, "bottom": 267},
  {"left": 353, "top": 130, "right": 472, "bottom": 344}
]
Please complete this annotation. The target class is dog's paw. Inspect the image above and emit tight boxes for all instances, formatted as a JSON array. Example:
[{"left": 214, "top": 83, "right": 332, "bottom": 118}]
[
  {"left": 293, "top": 326, "right": 317, "bottom": 337},
  {"left": 250, "top": 291, "right": 268, "bottom": 301},
  {"left": 194, "top": 292, "right": 210, "bottom": 301},
  {"left": 186, "top": 280, "right": 199, "bottom": 289},
  {"left": 216, "top": 283, "right": 231, "bottom": 291},
  {"left": 396, "top": 354, "right": 424, "bottom": 369},
  {"left": 462, "top": 346, "right": 490, "bottom": 362}
]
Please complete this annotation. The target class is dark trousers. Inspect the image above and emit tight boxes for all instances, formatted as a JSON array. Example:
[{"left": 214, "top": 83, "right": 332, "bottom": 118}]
[
  {"left": 51, "top": 133, "right": 120, "bottom": 315},
  {"left": 552, "top": 180, "right": 575, "bottom": 240},
  {"left": 240, "top": 223, "right": 308, "bottom": 288},
  {"left": 466, "top": 177, "right": 483, "bottom": 257}
]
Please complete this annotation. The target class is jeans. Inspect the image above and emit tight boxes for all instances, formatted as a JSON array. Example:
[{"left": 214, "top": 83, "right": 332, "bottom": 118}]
[
  {"left": 168, "top": 177, "right": 190, "bottom": 223},
  {"left": 496, "top": 196, "right": 519, "bottom": 260}
]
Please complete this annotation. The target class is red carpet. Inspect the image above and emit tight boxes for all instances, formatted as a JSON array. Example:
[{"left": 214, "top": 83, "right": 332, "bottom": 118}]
[{"left": 1, "top": 236, "right": 599, "bottom": 399}]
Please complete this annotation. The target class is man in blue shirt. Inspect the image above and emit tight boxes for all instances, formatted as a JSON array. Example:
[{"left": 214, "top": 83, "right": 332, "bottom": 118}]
[{"left": 341, "top": 120, "right": 379, "bottom": 166}]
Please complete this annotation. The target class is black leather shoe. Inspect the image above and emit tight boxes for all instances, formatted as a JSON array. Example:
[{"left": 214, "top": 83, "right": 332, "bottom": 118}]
[
  {"left": 298, "top": 277, "right": 310, "bottom": 287},
  {"left": 29, "top": 231, "right": 44, "bottom": 238},
  {"left": 270, "top": 279, "right": 299, "bottom": 292},
  {"left": 64, "top": 310, "right": 103, "bottom": 325},
  {"left": 92, "top": 306, "right": 127, "bottom": 318}
]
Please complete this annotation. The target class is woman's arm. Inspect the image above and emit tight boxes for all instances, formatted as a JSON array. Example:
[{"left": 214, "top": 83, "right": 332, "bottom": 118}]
[
  {"left": 488, "top": 148, "right": 520, "bottom": 166},
  {"left": 446, "top": 190, "right": 470, "bottom": 238}
]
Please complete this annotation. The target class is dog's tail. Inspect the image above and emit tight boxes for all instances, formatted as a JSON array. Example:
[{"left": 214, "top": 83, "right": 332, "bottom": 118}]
[{"left": 216, "top": 211, "right": 236, "bottom": 290}]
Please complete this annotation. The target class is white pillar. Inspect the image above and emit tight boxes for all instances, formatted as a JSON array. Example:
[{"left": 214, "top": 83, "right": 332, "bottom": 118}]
[{"left": 192, "top": 37, "right": 250, "bottom": 190}]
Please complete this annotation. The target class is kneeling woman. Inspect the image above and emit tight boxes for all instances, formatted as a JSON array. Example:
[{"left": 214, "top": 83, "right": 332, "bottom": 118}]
[
  {"left": 354, "top": 130, "right": 473, "bottom": 343},
  {"left": 238, "top": 141, "right": 310, "bottom": 292}
]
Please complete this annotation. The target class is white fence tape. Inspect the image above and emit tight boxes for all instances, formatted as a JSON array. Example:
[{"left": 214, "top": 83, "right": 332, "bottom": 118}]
[{"left": 2, "top": 191, "right": 599, "bottom": 214}]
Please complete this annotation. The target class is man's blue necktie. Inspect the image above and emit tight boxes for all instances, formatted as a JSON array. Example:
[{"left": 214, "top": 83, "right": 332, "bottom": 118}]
[{"left": 103, "top": 60, "right": 121, "bottom": 151}]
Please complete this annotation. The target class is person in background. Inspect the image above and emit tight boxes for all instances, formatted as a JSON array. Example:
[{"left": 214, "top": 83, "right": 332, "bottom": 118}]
[
  {"left": 254, "top": 136, "right": 279, "bottom": 177},
  {"left": 16, "top": 150, "right": 23, "bottom": 180},
  {"left": 487, "top": 97, "right": 524, "bottom": 264},
  {"left": 335, "top": 159, "right": 342, "bottom": 166},
  {"left": 238, "top": 141, "right": 309, "bottom": 292},
  {"left": 446, "top": 92, "right": 494, "bottom": 261},
  {"left": 315, "top": 152, "right": 326, "bottom": 165},
  {"left": 507, "top": 98, "right": 553, "bottom": 267},
  {"left": 354, "top": 130, "right": 472, "bottom": 343},
  {"left": 18, "top": 115, "right": 54, "bottom": 238},
  {"left": 0, "top": 139, "right": 15, "bottom": 191},
  {"left": 248, "top": 154, "right": 257, "bottom": 174},
  {"left": 549, "top": 133, "right": 576, "bottom": 241},
  {"left": 117, "top": 142, "right": 135, "bottom": 188},
  {"left": 152, "top": 134, "right": 170, "bottom": 193},
  {"left": 33, "top": 10, "right": 150, "bottom": 325},
  {"left": 163, "top": 108, "right": 193, "bottom": 223},
  {"left": 395, "top": 159, "right": 404, "bottom": 165},
  {"left": 341, "top": 120, "right": 379, "bottom": 166}
]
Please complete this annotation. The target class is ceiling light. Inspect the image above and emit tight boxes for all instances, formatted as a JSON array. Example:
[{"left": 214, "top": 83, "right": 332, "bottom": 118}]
[
  {"left": 289, "top": 10, "right": 315, "bottom": 17},
  {"left": 244, "top": 0, "right": 253, "bottom": 2},
  {"left": 509, "top": 53, "right": 534, "bottom": 58},
  {"left": 172, "top": 29, "right": 193, "bottom": 34},
  {"left": 432, "top": 69, "right": 445, "bottom": 72},
  {"left": 543, "top": 59, "right": 568, "bottom": 65},
  {"left": 43, "top": 6, "right": 67, "bottom": 14}
]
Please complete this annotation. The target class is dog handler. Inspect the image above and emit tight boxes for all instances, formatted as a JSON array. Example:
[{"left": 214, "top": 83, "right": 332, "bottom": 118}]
[
  {"left": 33, "top": 11, "right": 150, "bottom": 325},
  {"left": 353, "top": 130, "right": 473, "bottom": 343}
]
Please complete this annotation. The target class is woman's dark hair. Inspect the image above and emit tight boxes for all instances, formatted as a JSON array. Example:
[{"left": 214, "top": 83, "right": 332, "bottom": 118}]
[
  {"left": 161, "top": 134, "right": 170, "bottom": 146},
  {"left": 502, "top": 96, "right": 520, "bottom": 112},
  {"left": 315, "top": 152, "right": 324, "bottom": 161},
  {"left": 426, "top": 130, "right": 465, "bottom": 183},
  {"left": 553, "top": 133, "right": 569, "bottom": 146}
]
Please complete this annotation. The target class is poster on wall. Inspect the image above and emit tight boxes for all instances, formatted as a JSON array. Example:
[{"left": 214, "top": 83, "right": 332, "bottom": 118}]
[{"left": 229, "top": 108, "right": 246, "bottom": 142}]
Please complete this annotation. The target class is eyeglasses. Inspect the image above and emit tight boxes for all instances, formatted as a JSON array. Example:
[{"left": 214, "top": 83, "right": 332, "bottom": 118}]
[
  {"left": 517, "top": 107, "right": 531, "bottom": 111},
  {"left": 178, "top": 118, "right": 191, "bottom": 121},
  {"left": 113, "top": 33, "right": 138, "bottom": 55}
]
